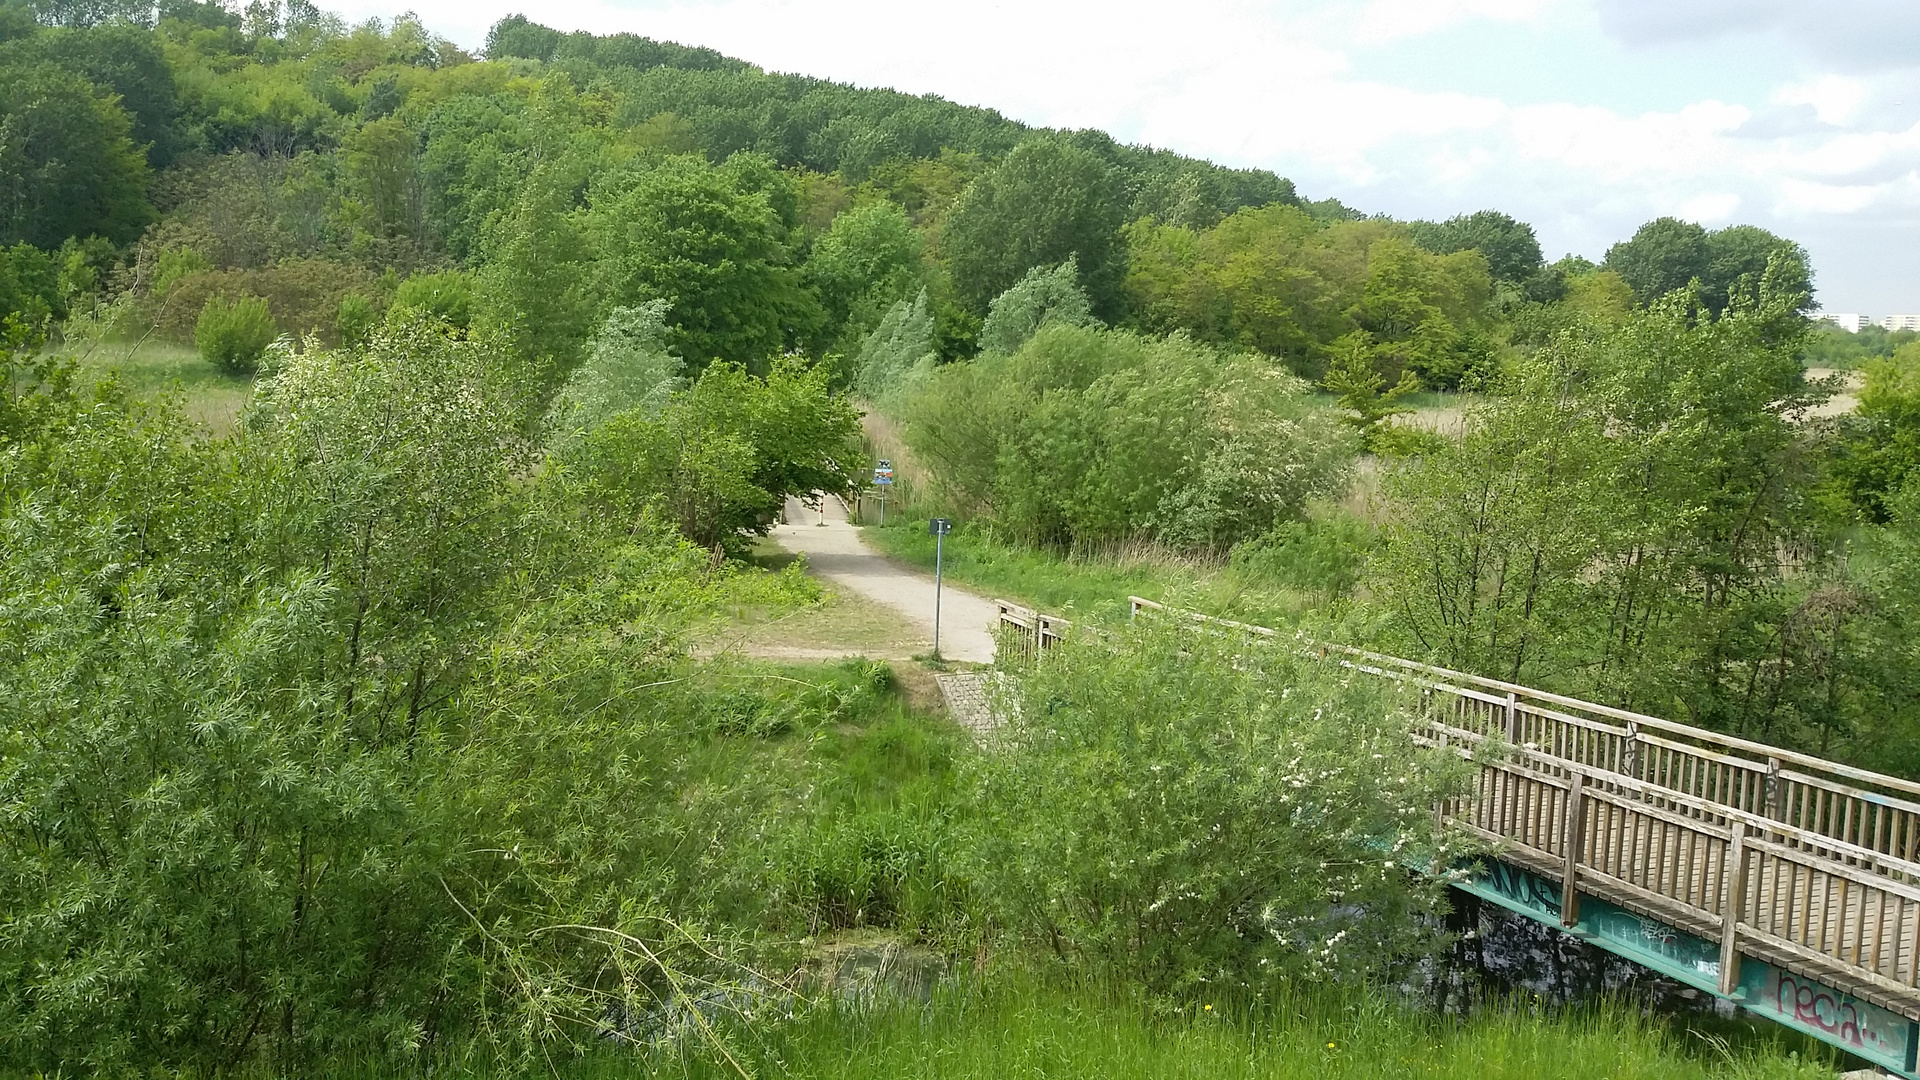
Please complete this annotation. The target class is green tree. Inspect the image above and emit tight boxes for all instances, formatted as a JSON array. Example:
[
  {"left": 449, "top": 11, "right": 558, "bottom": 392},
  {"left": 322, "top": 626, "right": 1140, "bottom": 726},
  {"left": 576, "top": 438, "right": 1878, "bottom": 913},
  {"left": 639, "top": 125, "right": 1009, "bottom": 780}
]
[
  {"left": 1370, "top": 285, "right": 1833, "bottom": 742},
  {"left": 545, "top": 299, "right": 682, "bottom": 449},
  {"left": 588, "top": 154, "right": 820, "bottom": 369},
  {"left": 1408, "top": 209, "right": 1543, "bottom": 284},
  {"left": 977, "top": 257, "right": 1097, "bottom": 356},
  {"left": 31, "top": 21, "right": 181, "bottom": 165},
  {"left": 1605, "top": 217, "right": 1709, "bottom": 306},
  {"left": 566, "top": 356, "right": 862, "bottom": 549},
  {"left": 907, "top": 324, "right": 1352, "bottom": 551},
  {"left": 0, "top": 59, "right": 151, "bottom": 246},
  {"left": 1830, "top": 342, "right": 1920, "bottom": 522},
  {"left": 1704, "top": 224, "right": 1812, "bottom": 316},
  {"left": 941, "top": 135, "right": 1129, "bottom": 320},
  {"left": 850, "top": 287, "right": 934, "bottom": 404},
  {"left": 343, "top": 115, "right": 422, "bottom": 241},
  {"left": 805, "top": 199, "right": 923, "bottom": 345},
  {"left": 474, "top": 163, "right": 597, "bottom": 385}
]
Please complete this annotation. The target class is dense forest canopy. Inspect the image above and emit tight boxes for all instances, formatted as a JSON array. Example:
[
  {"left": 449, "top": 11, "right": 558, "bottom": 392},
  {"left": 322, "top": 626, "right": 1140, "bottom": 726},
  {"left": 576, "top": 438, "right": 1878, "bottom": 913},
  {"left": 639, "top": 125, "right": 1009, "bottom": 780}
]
[{"left": 0, "top": 0, "right": 1817, "bottom": 384}]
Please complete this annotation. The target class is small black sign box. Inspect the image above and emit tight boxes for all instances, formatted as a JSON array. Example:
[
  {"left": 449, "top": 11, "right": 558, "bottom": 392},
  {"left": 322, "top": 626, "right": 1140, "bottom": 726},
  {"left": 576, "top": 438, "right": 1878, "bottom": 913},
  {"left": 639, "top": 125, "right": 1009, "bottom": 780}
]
[{"left": 928, "top": 517, "right": 953, "bottom": 536}]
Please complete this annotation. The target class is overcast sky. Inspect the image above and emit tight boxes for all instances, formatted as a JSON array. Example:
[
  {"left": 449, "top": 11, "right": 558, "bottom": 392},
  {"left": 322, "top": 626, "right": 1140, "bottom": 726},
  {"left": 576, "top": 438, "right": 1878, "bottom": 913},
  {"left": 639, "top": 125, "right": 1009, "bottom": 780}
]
[{"left": 356, "top": 0, "right": 1920, "bottom": 315}]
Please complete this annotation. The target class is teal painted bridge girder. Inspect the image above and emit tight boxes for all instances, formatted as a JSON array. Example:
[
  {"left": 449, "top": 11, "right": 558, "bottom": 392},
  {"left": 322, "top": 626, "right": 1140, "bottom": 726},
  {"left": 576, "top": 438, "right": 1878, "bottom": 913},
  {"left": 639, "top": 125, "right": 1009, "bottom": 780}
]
[{"left": 1459, "top": 858, "right": 1920, "bottom": 1078}]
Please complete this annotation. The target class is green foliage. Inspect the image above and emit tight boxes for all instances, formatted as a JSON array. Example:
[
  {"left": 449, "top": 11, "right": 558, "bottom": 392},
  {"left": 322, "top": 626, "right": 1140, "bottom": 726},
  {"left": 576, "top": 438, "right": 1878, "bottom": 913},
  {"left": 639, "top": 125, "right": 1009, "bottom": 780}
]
[
  {"left": 588, "top": 153, "right": 820, "bottom": 369},
  {"left": 0, "top": 310, "right": 848, "bottom": 1072},
  {"left": 1605, "top": 217, "right": 1813, "bottom": 316},
  {"left": 906, "top": 324, "right": 1354, "bottom": 552},
  {"left": 0, "top": 57, "right": 151, "bottom": 246},
  {"left": 474, "top": 163, "right": 597, "bottom": 385},
  {"left": 29, "top": 19, "right": 182, "bottom": 166},
  {"left": 976, "top": 256, "right": 1097, "bottom": 355},
  {"left": 0, "top": 240, "right": 61, "bottom": 323},
  {"left": 807, "top": 199, "right": 923, "bottom": 347},
  {"left": 155, "top": 258, "right": 377, "bottom": 342},
  {"left": 1125, "top": 208, "right": 1496, "bottom": 385},
  {"left": 1367, "top": 285, "right": 1859, "bottom": 753},
  {"left": 1229, "top": 513, "right": 1375, "bottom": 599},
  {"left": 1407, "top": 209, "right": 1543, "bottom": 284},
  {"left": 565, "top": 356, "right": 863, "bottom": 549},
  {"left": 392, "top": 267, "right": 473, "bottom": 328},
  {"left": 335, "top": 290, "right": 377, "bottom": 345},
  {"left": 1323, "top": 332, "right": 1419, "bottom": 451},
  {"left": 850, "top": 287, "right": 935, "bottom": 404},
  {"left": 194, "top": 290, "right": 276, "bottom": 371},
  {"left": 1829, "top": 342, "right": 1920, "bottom": 522},
  {"left": 975, "top": 620, "right": 1462, "bottom": 995},
  {"left": 343, "top": 115, "right": 423, "bottom": 240},
  {"left": 942, "top": 135, "right": 1130, "bottom": 319},
  {"left": 1804, "top": 319, "right": 1918, "bottom": 368},
  {"left": 545, "top": 299, "right": 682, "bottom": 448}
]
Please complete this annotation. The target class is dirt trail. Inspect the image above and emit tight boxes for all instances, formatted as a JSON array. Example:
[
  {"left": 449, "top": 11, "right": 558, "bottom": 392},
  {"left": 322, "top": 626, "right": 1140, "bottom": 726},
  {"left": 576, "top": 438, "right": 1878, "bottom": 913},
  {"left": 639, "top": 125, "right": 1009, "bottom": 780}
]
[{"left": 771, "top": 495, "right": 999, "bottom": 664}]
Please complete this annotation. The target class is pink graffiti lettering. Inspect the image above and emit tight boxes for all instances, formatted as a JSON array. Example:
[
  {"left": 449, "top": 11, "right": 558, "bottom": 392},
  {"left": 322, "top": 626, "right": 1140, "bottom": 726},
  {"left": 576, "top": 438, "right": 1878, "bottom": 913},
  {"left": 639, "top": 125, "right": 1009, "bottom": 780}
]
[{"left": 1777, "top": 976, "right": 1866, "bottom": 1048}]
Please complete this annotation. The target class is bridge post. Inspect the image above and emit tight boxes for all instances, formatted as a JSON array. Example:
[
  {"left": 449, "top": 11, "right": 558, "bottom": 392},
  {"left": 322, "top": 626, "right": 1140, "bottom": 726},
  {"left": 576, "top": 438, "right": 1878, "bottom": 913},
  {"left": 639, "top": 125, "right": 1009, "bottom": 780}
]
[
  {"left": 1561, "top": 772, "right": 1587, "bottom": 927},
  {"left": 1503, "top": 692, "right": 1519, "bottom": 743},
  {"left": 1623, "top": 721, "right": 1640, "bottom": 779},
  {"left": 1764, "top": 757, "right": 1783, "bottom": 825},
  {"left": 1718, "top": 821, "right": 1750, "bottom": 996}
]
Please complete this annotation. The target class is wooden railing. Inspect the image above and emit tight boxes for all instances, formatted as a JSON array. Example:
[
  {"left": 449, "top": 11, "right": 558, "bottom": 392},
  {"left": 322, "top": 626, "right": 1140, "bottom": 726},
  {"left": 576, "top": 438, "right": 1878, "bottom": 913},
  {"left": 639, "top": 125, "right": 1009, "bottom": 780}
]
[
  {"left": 1111, "top": 596, "right": 1920, "bottom": 1017},
  {"left": 993, "top": 599, "right": 1070, "bottom": 653}
]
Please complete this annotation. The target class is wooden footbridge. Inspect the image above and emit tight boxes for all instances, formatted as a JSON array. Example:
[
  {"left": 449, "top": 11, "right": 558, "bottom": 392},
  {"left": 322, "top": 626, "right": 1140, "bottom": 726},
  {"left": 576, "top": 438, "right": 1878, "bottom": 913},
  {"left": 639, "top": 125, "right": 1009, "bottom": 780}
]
[{"left": 997, "top": 597, "right": 1920, "bottom": 1076}]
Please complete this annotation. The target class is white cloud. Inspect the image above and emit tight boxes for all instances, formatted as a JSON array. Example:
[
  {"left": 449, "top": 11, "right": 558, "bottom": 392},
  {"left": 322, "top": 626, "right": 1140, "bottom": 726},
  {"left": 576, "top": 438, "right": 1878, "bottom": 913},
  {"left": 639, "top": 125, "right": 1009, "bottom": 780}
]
[
  {"left": 1776, "top": 179, "right": 1882, "bottom": 215},
  {"left": 1677, "top": 192, "right": 1741, "bottom": 221},
  {"left": 1354, "top": 0, "right": 1556, "bottom": 43},
  {"left": 1774, "top": 76, "right": 1868, "bottom": 126}
]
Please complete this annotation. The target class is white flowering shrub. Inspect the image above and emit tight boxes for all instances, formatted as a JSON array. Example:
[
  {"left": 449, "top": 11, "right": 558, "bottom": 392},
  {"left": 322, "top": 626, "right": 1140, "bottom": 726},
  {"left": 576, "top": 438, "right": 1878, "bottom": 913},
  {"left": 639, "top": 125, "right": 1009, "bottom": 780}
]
[{"left": 970, "top": 616, "right": 1470, "bottom": 999}]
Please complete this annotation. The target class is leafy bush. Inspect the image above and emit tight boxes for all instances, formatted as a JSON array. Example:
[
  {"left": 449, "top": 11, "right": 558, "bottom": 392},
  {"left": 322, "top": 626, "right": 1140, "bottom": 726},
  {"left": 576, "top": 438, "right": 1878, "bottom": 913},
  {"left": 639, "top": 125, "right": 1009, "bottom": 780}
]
[
  {"left": 194, "top": 291, "right": 276, "bottom": 372},
  {"left": 335, "top": 291, "right": 378, "bottom": 346},
  {"left": 154, "top": 259, "right": 376, "bottom": 342},
  {"left": 0, "top": 313, "right": 843, "bottom": 1073},
  {"left": 565, "top": 356, "right": 863, "bottom": 550},
  {"left": 972, "top": 617, "right": 1465, "bottom": 997},
  {"left": 392, "top": 268, "right": 474, "bottom": 328},
  {"left": 1229, "top": 513, "right": 1374, "bottom": 598},
  {"left": 906, "top": 324, "right": 1355, "bottom": 552}
]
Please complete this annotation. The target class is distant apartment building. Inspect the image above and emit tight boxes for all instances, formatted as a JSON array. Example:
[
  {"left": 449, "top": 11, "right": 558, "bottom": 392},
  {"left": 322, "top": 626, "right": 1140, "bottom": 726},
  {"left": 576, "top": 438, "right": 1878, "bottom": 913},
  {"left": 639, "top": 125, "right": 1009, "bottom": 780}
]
[
  {"left": 1879, "top": 314, "right": 1920, "bottom": 332},
  {"left": 1820, "top": 312, "right": 1870, "bottom": 333}
]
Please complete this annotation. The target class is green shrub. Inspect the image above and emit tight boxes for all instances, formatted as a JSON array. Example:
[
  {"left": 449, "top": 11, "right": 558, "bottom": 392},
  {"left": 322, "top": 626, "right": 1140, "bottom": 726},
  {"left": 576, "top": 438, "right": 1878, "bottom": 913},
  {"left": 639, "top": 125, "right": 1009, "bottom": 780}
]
[
  {"left": 392, "top": 269, "right": 473, "bottom": 329},
  {"left": 973, "top": 617, "right": 1466, "bottom": 997},
  {"left": 335, "top": 292, "right": 377, "bottom": 346},
  {"left": 905, "top": 324, "right": 1356, "bottom": 553},
  {"left": 1229, "top": 514, "right": 1374, "bottom": 598},
  {"left": 194, "top": 292, "right": 276, "bottom": 372}
]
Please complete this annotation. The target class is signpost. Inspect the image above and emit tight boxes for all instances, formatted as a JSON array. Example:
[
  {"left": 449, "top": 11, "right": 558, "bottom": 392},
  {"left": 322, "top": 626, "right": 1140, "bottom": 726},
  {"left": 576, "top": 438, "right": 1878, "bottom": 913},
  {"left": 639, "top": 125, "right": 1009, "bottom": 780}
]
[
  {"left": 929, "top": 517, "right": 953, "bottom": 657},
  {"left": 872, "top": 459, "right": 894, "bottom": 525}
]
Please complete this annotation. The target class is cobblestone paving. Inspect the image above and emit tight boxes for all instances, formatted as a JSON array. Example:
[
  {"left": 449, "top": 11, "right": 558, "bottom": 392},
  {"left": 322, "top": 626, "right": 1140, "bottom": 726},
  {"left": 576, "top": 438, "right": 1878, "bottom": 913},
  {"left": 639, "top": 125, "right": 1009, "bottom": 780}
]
[{"left": 934, "top": 672, "right": 997, "bottom": 734}]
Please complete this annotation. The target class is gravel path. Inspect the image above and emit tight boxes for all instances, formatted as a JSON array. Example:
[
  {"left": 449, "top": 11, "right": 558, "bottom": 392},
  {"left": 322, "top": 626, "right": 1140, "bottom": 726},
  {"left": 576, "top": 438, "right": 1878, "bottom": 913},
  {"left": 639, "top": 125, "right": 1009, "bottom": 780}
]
[{"left": 771, "top": 495, "right": 999, "bottom": 664}]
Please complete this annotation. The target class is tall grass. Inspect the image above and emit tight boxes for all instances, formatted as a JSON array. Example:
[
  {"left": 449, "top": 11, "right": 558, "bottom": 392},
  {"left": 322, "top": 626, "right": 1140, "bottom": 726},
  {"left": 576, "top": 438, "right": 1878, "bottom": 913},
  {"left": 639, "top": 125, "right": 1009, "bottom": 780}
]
[
  {"left": 860, "top": 515, "right": 1355, "bottom": 628},
  {"left": 287, "top": 974, "right": 1840, "bottom": 1079},
  {"left": 63, "top": 338, "right": 254, "bottom": 432}
]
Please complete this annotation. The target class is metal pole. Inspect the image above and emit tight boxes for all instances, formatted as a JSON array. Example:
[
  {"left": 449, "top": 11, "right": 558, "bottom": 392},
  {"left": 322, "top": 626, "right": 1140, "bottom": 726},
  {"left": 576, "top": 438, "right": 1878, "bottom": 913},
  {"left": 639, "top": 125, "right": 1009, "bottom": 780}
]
[
  {"left": 879, "top": 490, "right": 885, "bottom": 526},
  {"left": 933, "top": 530, "right": 944, "bottom": 658}
]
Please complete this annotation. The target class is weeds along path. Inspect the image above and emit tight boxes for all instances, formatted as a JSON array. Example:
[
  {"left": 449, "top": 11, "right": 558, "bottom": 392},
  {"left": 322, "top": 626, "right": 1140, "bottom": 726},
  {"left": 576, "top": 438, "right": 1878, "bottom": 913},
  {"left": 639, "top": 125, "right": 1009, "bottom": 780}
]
[{"left": 773, "top": 495, "right": 998, "bottom": 664}]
